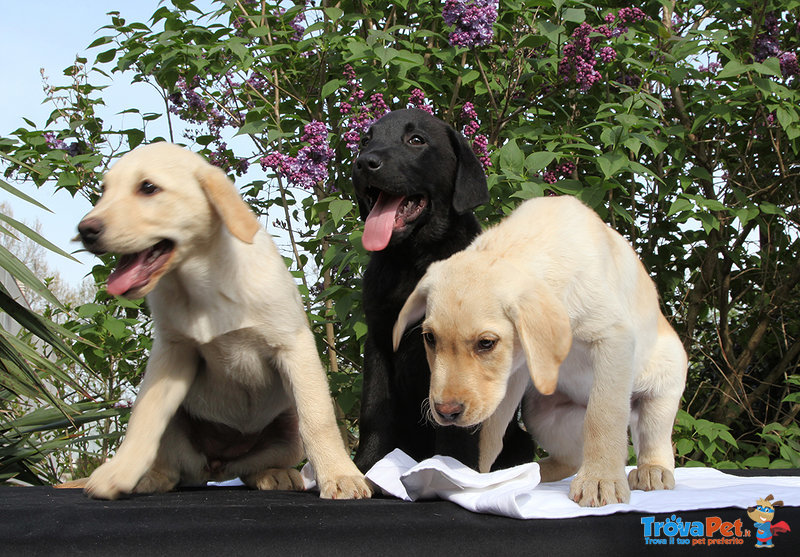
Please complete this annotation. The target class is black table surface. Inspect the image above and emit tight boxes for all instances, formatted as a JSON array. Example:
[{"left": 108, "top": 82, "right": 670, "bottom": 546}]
[{"left": 1, "top": 470, "right": 798, "bottom": 556}]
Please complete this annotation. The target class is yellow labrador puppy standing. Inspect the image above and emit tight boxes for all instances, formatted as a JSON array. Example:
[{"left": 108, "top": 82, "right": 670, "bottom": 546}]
[
  {"left": 76, "top": 142, "right": 370, "bottom": 500},
  {"left": 393, "top": 195, "right": 686, "bottom": 507}
]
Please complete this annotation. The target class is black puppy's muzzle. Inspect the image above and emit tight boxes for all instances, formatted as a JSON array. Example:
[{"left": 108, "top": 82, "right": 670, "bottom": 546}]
[
  {"left": 77, "top": 217, "right": 106, "bottom": 254},
  {"left": 354, "top": 152, "right": 383, "bottom": 174}
]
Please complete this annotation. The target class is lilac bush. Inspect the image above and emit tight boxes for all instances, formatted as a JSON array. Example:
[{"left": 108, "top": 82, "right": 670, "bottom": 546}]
[{"left": 5, "top": 0, "right": 800, "bottom": 480}]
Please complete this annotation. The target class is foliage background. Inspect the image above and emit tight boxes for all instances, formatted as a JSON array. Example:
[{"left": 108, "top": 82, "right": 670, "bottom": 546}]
[{"left": 1, "top": 0, "right": 799, "bottom": 483}]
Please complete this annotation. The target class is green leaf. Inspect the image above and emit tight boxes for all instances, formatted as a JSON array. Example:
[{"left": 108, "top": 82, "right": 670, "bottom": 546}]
[
  {"left": 321, "top": 79, "right": 343, "bottom": 99},
  {"left": 95, "top": 48, "right": 117, "bottom": 63},
  {"left": 324, "top": 7, "right": 344, "bottom": 21},
  {"left": 775, "top": 107, "right": 798, "bottom": 130},
  {"left": 759, "top": 202, "right": 785, "bottom": 216},
  {"left": 676, "top": 438, "right": 694, "bottom": 456},
  {"left": 524, "top": 152, "right": 556, "bottom": 173},
  {"left": 715, "top": 60, "right": 750, "bottom": 79},
  {"left": 498, "top": 140, "right": 524, "bottom": 175},
  {"left": 742, "top": 455, "right": 770, "bottom": 468},
  {"left": 562, "top": 8, "right": 585, "bottom": 23},
  {"left": 0, "top": 244, "right": 63, "bottom": 308},
  {"left": 0, "top": 213, "right": 78, "bottom": 262},
  {"left": 329, "top": 198, "right": 353, "bottom": 225},
  {"left": 0, "top": 178, "right": 51, "bottom": 213},
  {"left": 667, "top": 196, "right": 693, "bottom": 216},
  {"left": 596, "top": 151, "right": 627, "bottom": 179}
]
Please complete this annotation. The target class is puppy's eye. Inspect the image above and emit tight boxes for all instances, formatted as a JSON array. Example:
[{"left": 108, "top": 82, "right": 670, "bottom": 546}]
[
  {"left": 360, "top": 135, "right": 371, "bottom": 148},
  {"left": 476, "top": 338, "right": 498, "bottom": 353},
  {"left": 407, "top": 134, "right": 426, "bottom": 146},
  {"left": 422, "top": 331, "right": 436, "bottom": 347},
  {"left": 139, "top": 181, "right": 160, "bottom": 196}
]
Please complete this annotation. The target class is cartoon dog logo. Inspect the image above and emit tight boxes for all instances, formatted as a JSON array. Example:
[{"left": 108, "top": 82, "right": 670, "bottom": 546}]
[{"left": 747, "top": 494, "right": 791, "bottom": 548}]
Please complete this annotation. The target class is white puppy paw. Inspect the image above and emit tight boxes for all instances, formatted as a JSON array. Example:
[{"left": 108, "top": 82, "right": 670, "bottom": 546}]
[
  {"left": 628, "top": 464, "right": 675, "bottom": 491},
  {"left": 245, "top": 468, "right": 305, "bottom": 491},
  {"left": 318, "top": 474, "right": 373, "bottom": 500},
  {"left": 569, "top": 470, "right": 630, "bottom": 507},
  {"left": 84, "top": 460, "right": 140, "bottom": 500}
]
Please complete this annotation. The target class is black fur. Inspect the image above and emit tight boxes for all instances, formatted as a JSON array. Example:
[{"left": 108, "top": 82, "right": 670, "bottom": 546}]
[{"left": 352, "top": 109, "right": 532, "bottom": 472}]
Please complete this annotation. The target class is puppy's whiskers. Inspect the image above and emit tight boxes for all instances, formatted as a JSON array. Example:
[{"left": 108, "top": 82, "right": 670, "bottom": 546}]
[{"left": 419, "top": 398, "right": 435, "bottom": 426}]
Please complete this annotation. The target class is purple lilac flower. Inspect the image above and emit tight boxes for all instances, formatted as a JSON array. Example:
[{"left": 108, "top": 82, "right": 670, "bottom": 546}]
[
  {"left": 754, "top": 12, "right": 781, "bottom": 62},
  {"left": 543, "top": 161, "right": 576, "bottom": 184},
  {"left": 558, "top": 24, "right": 603, "bottom": 91},
  {"left": 289, "top": 3, "right": 306, "bottom": 41},
  {"left": 408, "top": 88, "right": 434, "bottom": 115},
  {"left": 558, "top": 9, "right": 649, "bottom": 92},
  {"left": 208, "top": 142, "right": 250, "bottom": 177},
  {"left": 472, "top": 134, "right": 491, "bottom": 169},
  {"left": 44, "top": 132, "right": 68, "bottom": 151},
  {"left": 460, "top": 102, "right": 491, "bottom": 169},
  {"left": 698, "top": 61, "right": 721, "bottom": 74},
  {"left": 617, "top": 7, "right": 647, "bottom": 25},
  {"left": 442, "top": 0, "right": 498, "bottom": 48},
  {"left": 260, "top": 121, "right": 334, "bottom": 190},
  {"left": 598, "top": 46, "right": 617, "bottom": 63},
  {"left": 779, "top": 51, "right": 799, "bottom": 78},
  {"left": 339, "top": 65, "right": 390, "bottom": 151}
]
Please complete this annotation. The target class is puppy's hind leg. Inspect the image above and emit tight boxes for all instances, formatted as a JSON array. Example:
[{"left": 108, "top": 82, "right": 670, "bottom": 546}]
[
  {"left": 231, "top": 411, "right": 307, "bottom": 492},
  {"left": 133, "top": 413, "right": 203, "bottom": 494},
  {"left": 628, "top": 332, "right": 687, "bottom": 492}
]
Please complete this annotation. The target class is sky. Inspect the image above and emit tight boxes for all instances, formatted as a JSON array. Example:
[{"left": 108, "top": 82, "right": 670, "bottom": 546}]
[{"left": 0, "top": 1, "right": 191, "bottom": 287}]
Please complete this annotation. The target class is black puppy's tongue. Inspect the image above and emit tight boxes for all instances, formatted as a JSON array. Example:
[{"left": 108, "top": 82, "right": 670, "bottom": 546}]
[{"left": 363, "top": 191, "right": 405, "bottom": 252}]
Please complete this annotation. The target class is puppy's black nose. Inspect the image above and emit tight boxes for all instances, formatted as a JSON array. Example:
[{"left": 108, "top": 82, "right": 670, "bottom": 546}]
[
  {"left": 78, "top": 217, "right": 104, "bottom": 248},
  {"left": 434, "top": 401, "right": 464, "bottom": 423},
  {"left": 355, "top": 153, "right": 383, "bottom": 172}
]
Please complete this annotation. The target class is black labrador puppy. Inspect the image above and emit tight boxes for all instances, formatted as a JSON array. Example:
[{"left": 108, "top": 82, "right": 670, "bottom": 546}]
[{"left": 352, "top": 109, "right": 532, "bottom": 472}]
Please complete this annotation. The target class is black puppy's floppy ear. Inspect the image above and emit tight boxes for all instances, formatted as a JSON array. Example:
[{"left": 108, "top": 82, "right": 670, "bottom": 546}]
[{"left": 447, "top": 126, "right": 489, "bottom": 214}]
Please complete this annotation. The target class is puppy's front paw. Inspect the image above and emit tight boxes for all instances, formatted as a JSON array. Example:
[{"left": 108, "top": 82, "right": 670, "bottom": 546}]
[
  {"left": 245, "top": 468, "right": 305, "bottom": 491},
  {"left": 84, "top": 460, "right": 139, "bottom": 500},
  {"left": 318, "top": 474, "right": 373, "bottom": 500},
  {"left": 569, "top": 470, "right": 630, "bottom": 507},
  {"left": 628, "top": 464, "right": 675, "bottom": 491}
]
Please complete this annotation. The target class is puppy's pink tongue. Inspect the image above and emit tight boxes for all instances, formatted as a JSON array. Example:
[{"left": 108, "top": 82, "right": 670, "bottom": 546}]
[
  {"left": 106, "top": 252, "right": 149, "bottom": 296},
  {"left": 363, "top": 192, "right": 404, "bottom": 252}
]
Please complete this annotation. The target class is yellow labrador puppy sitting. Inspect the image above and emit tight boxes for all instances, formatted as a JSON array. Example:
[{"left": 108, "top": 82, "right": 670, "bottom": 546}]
[
  {"left": 393, "top": 195, "right": 686, "bottom": 507},
  {"left": 76, "top": 142, "right": 371, "bottom": 500}
]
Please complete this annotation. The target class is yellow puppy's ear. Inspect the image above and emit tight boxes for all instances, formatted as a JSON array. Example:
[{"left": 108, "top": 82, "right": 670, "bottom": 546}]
[
  {"left": 393, "top": 281, "right": 430, "bottom": 351},
  {"left": 506, "top": 285, "right": 572, "bottom": 395},
  {"left": 197, "top": 165, "right": 261, "bottom": 244}
]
